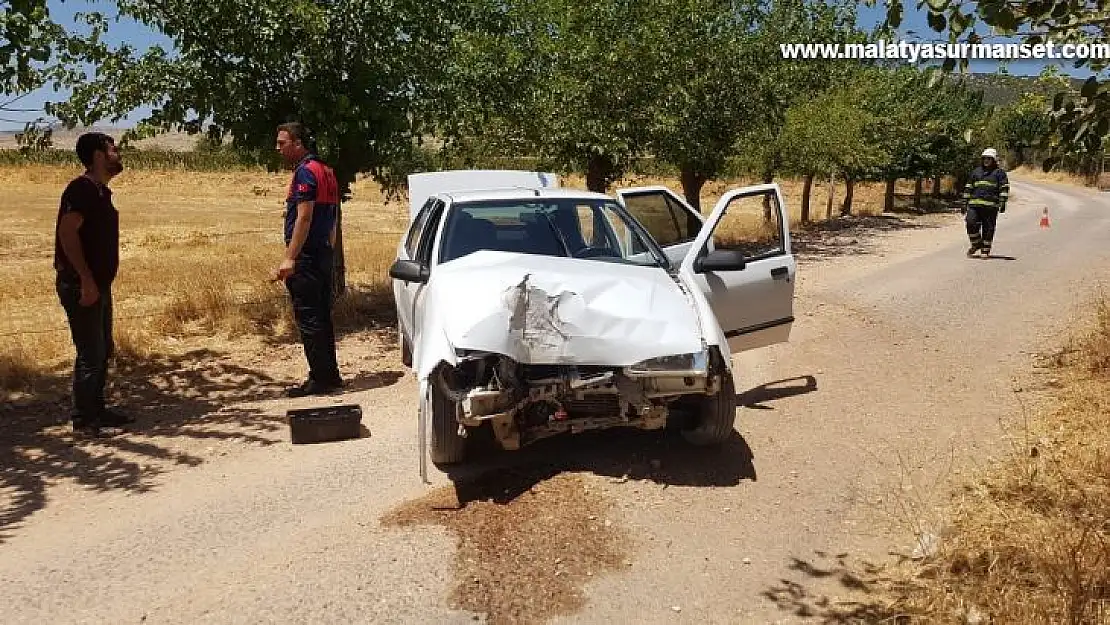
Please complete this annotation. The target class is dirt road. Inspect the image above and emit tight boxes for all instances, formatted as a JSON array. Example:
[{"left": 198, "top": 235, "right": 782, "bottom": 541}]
[{"left": 2, "top": 178, "right": 1109, "bottom": 624}]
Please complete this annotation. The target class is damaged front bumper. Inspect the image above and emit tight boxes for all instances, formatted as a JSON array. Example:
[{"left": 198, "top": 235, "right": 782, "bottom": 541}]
[{"left": 434, "top": 349, "right": 718, "bottom": 452}]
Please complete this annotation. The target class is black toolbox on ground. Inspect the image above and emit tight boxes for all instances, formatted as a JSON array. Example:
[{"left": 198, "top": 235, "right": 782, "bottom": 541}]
[{"left": 287, "top": 404, "right": 364, "bottom": 444}]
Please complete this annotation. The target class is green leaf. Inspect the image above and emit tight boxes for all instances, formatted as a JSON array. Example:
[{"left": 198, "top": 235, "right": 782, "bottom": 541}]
[
  {"left": 1082, "top": 76, "right": 1099, "bottom": 99},
  {"left": 927, "top": 11, "right": 947, "bottom": 32}
]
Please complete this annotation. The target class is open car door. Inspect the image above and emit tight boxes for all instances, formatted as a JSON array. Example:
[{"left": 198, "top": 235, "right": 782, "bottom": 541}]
[
  {"left": 614, "top": 186, "right": 704, "bottom": 267},
  {"left": 678, "top": 183, "right": 795, "bottom": 353}
]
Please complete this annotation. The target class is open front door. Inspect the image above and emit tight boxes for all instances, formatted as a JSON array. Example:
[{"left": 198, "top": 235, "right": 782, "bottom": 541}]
[
  {"left": 679, "top": 183, "right": 795, "bottom": 353},
  {"left": 615, "top": 186, "right": 704, "bottom": 266}
]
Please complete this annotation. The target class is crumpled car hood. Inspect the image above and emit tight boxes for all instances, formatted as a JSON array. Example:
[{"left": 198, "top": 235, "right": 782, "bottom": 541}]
[{"left": 413, "top": 250, "right": 705, "bottom": 381}]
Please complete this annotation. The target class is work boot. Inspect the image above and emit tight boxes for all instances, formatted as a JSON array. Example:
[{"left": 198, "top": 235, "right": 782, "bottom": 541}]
[
  {"left": 286, "top": 378, "right": 344, "bottom": 398},
  {"left": 101, "top": 408, "right": 135, "bottom": 427}
]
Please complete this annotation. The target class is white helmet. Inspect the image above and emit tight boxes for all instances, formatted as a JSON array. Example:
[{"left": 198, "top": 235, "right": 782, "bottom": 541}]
[{"left": 981, "top": 148, "right": 998, "bottom": 159}]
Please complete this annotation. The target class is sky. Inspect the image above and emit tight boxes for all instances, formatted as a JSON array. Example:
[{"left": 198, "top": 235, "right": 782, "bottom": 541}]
[{"left": 0, "top": 0, "right": 1100, "bottom": 131}]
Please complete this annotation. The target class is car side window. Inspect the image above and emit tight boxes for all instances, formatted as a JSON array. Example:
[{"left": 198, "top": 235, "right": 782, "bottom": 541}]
[
  {"left": 622, "top": 192, "right": 700, "bottom": 248},
  {"left": 415, "top": 200, "right": 446, "bottom": 266},
  {"left": 710, "top": 191, "right": 785, "bottom": 260},
  {"left": 404, "top": 198, "right": 436, "bottom": 258}
]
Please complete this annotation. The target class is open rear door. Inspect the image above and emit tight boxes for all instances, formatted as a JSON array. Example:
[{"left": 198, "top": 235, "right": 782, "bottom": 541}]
[
  {"left": 615, "top": 186, "right": 704, "bottom": 266},
  {"left": 679, "top": 183, "right": 795, "bottom": 353}
]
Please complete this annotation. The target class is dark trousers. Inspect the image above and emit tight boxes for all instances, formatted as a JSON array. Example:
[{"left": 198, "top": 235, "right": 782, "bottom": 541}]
[
  {"left": 966, "top": 205, "right": 999, "bottom": 251},
  {"left": 285, "top": 247, "right": 341, "bottom": 384},
  {"left": 56, "top": 276, "right": 114, "bottom": 420}
]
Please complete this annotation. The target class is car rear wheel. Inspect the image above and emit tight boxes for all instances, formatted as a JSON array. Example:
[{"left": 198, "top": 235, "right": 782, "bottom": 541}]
[
  {"left": 430, "top": 376, "right": 468, "bottom": 465},
  {"left": 681, "top": 369, "right": 737, "bottom": 446}
]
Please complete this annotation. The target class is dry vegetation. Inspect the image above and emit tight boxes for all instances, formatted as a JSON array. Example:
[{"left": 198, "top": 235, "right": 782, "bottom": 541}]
[
  {"left": 883, "top": 297, "right": 1110, "bottom": 624},
  {"left": 0, "top": 162, "right": 931, "bottom": 400},
  {"left": 1009, "top": 164, "right": 1095, "bottom": 189}
]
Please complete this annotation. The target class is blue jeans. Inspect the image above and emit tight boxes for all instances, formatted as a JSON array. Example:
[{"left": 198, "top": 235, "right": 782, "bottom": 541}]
[{"left": 56, "top": 276, "right": 113, "bottom": 421}]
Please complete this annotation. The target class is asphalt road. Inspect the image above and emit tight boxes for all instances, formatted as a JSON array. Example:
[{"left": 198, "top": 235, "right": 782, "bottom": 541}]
[{"left": 2, "top": 178, "right": 1108, "bottom": 624}]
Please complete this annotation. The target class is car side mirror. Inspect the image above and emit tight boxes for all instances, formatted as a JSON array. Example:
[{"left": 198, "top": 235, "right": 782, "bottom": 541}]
[
  {"left": 389, "top": 259, "right": 429, "bottom": 283},
  {"left": 693, "top": 249, "right": 746, "bottom": 273}
]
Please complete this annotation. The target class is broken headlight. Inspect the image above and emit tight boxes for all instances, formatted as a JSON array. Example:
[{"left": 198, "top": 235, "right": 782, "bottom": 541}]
[{"left": 627, "top": 351, "right": 708, "bottom": 375}]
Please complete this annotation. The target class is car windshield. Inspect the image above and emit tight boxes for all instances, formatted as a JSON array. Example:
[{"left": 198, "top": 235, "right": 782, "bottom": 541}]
[{"left": 437, "top": 197, "right": 670, "bottom": 268}]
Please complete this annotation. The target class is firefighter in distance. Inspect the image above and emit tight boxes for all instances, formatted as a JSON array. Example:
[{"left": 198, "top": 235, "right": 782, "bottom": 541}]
[{"left": 962, "top": 147, "right": 1010, "bottom": 258}]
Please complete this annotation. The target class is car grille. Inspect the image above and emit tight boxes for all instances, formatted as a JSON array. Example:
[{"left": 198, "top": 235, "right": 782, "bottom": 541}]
[{"left": 562, "top": 395, "right": 620, "bottom": 418}]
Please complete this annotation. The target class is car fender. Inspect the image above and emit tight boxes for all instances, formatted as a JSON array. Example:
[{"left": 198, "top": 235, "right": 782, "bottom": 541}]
[{"left": 676, "top": 272, "right": 734, "bottom": 377}]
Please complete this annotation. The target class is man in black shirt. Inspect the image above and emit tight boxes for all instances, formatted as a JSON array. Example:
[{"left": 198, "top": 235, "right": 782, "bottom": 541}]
[{"left": 54, "top": 132, "right": 132, "bottom": 434}]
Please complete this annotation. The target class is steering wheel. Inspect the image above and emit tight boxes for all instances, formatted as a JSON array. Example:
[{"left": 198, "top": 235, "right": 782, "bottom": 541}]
[{"left": 572, "top": 246, "right": 621, "bottom": 259}]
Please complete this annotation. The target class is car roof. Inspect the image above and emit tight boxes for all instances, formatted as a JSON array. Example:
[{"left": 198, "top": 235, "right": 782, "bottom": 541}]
[{"left": 439, "top": 187, "right": 615, "bottom": 205}]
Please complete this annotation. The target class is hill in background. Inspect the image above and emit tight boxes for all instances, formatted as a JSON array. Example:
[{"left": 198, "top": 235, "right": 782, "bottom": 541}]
[{"left": 0, "top": 125, "right": 199, "bottom": 152}]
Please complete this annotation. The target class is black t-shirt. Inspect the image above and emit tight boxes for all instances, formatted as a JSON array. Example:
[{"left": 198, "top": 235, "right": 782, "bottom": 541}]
[{"left": 54, "top": 175, "right": 119, "bottom": 286}]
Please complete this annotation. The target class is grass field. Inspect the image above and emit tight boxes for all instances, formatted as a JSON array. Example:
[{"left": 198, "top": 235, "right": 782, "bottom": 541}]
[
  {"left": 0, "top": 162, "right": 935, "bottom": 399},
  {"left": 884, "top": 297, "right": 1110, "bottom": 624}
]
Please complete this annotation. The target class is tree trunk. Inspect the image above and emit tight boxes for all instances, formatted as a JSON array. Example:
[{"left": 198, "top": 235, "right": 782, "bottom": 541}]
[
  {"left": 761, "top": 158, "right": 778, "bottom": 222},
  {"left": 680, "top": 167, "right": 707, "bottom": 212},
  {"left": 585, "top": 153, "right": 613, "bottom": 193},
  {"left": 841, "top": 177, "right": 855, "bottom": 216},
  {"left": 931, "top": 175, "right": 942, "bottom": 199},
  {"left": 801, "top": 174, "right": 814, "bottom": 224},
  {"left": 913, "top": 177, "right": 923, "bottom": 211},
  {"left": 332, "top": 203, "right": 346, "bottom": 297},
  {"left": 825, "top": 174, "right": 835, "bottom": 220},
  {"left": 954, "top": 171, "right": 968, "bottom": 198},
  {"left": 884, "top": 178, "right": 896, "bottom": 213}
]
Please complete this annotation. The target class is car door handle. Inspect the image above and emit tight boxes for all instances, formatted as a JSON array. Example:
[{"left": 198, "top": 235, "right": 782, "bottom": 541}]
[{"left": 771, "top": 266, "right": 789, "bottom": 280}]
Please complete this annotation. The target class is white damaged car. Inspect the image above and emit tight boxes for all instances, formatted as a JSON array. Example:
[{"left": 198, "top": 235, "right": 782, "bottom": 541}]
[{"left": 390, "top": 171, "right": 796, "bottom": 479}]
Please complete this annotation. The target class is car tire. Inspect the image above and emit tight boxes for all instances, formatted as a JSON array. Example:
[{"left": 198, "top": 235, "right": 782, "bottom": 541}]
[
  {"left": 430, "top": 378, "right": 468, "bottom": 465},
  {"left": 681, "top": 368, "right": 737, "bottom": 446}
]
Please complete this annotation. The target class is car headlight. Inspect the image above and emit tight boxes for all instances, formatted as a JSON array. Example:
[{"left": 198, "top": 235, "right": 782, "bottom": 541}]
[{"left": 627, "top": 351, "right": 708, "bottom": 375}]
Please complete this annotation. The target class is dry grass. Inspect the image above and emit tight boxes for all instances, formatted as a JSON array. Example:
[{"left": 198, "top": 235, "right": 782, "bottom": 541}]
[
  {"left": 1009, "top": 165, "right": 1094, "bottom": 189},
  {"left": 884, "top": 296, "right": 1110, "bottom": 624},
  {"left": 0, "top": 163, "right": 930, "bottom": 399}
]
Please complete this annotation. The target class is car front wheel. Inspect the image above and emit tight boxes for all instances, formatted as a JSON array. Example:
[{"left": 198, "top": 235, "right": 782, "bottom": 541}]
[
  {"left": 681, "top": 370, "right": 737, "bottom": 446},
  {"left": 430, "top": 376, "right": 468, "bottom": 465}
]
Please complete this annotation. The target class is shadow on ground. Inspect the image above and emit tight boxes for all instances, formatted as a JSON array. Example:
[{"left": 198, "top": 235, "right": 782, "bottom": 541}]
[
  {"left": 435, "top": 373, "right": 822, "bottom": 507},
  {"left": 792, "top": 210, "right": 950, "bottom": 262},
  {"left": 739, "top": 375, "right": 818, "bottom": 410},
  {"left": 761, "top": 552, "right": 921, "bottom": 624},
  {"left": 0, "top": 347, "right": 403, "bottom": 544}
]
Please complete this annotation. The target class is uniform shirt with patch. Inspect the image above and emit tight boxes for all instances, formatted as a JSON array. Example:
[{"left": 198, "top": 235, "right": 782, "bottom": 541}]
[
  {"left": 54, "top": 175, "right": 120, "bottom": 287},
  {"left": 964, "top": 165, "right": 1010, "bottom": 209},
  {"left": 285, "top": 155, "right": 339, "bottom": 254}
]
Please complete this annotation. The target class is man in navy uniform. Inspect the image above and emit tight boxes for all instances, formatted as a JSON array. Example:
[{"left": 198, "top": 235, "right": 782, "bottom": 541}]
[
  {"left": 273, "top": 122, "right": 344, "bottom": 397},
  {"left": 962, "top": 147, "right": 1010, "bottom": 258}
]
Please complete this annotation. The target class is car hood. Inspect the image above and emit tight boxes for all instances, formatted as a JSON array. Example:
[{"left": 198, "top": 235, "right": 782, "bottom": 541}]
[{"left": 413, "top": 250, "right": 706, "bottom": 381}]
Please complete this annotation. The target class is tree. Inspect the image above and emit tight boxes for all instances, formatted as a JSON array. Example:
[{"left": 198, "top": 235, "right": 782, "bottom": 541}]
[
  {"left": 645, "top": 0, "right": 765, "bottom": 209},
  {"left": 866, "top": 0, "right": 1110, "bottom": 172},
  {"left": 735, "top": 0, "right": 868, "bottom": 219},
  {"left": 43, "top": 0, "right": 485, "bottom": 199},
  {"left": 437, "top": 0, "right": 670, "bottom": 193},
  {"left": 778, "top": 86, "right": 885, "bottom": 221},
  {"left": 1, "top": 0, "right": 58, "bottom": 99}
]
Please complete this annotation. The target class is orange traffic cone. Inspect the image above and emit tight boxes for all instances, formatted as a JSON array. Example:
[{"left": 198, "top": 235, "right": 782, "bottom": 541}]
[{"left": 1039, "top": 207, "right": 1051, "bottom": 229}]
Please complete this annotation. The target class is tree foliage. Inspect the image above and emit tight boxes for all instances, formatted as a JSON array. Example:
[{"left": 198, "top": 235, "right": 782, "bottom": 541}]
[
  {"left": 867, "top": 0, "right": 1110, "bottom": 172},
  {"left": 1, "top": 0, "right": 57, "bottom": 97},
  {"left": 42, "top": 0, "right": 488, "bottom": 198},
  {"left": 643, "top": 0, "right": 763, "bottom": 208}
]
